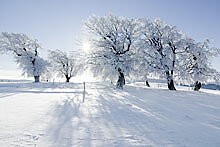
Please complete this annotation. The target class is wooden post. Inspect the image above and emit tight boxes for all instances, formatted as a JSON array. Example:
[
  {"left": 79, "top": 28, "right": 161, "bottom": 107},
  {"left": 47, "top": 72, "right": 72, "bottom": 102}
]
[{"left": 83, "top": 82, "right": 85, "bottom": 103}]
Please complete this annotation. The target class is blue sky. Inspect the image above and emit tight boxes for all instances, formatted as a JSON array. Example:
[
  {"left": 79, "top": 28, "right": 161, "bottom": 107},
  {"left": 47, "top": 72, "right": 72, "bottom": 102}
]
[{"left": 0, "top": 0, "right": 220, "bottom": 78}]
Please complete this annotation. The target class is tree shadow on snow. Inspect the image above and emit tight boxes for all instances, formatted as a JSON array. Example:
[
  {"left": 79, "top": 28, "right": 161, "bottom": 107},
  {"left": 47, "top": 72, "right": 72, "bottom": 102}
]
[{"left": 45, "top": 96, "right": 82, "bottom": 146}]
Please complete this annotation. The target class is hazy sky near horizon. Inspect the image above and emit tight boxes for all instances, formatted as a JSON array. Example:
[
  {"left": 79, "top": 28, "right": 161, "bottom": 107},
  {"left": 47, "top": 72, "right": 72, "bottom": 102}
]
[{"left": 0, "top": 0, "right": 220, "bottom": 79}]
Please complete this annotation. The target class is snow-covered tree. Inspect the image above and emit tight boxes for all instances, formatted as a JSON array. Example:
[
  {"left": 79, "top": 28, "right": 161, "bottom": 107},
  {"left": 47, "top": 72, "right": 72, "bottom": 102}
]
[
  {"left": 85, "top": 14, "right": 139, "bottom": 89},
  {"left": 48, "top": 49, "right": 83, "bottom": 82},
  {"left": 129, "top": 53, "right": 153, "bottom": 87},
  {"left": 138, "top": 18, "right": 191, "bottom": 90},
  {"left": 179, "top": 39, "right": 220, "bottom": 91},
  {"left": 0, "top": 32, "right": 48, "bottom": 82}
]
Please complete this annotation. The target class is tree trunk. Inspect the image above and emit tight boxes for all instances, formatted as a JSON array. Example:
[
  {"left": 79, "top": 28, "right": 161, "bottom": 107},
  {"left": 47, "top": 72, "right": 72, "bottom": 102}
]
[
  {"left": 34, "top": 75, "right": 40, "bottom": 83},
  {"left": 166, "top": 71, "right": 176, "bottom": 90},
  {"left": 65, "top": 75, "right": 71, "bottom": 82},
  {"left": 194, "top": 81, "right": 201, "bottom": 91},
  {"left": 168, "top": 79, "right": 176, "bottom": 90},
  {"left": 116, "top": 68, "right": 125, "bottom": 89},
  {"left": 145, "top": 80, "right": 150, "bottom": 87}
]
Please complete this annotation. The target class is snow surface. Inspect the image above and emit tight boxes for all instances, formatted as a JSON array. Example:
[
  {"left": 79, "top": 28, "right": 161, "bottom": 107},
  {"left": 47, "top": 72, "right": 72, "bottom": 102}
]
[{"left": 0, "top": 81, "right": 220, "bottom": 146}]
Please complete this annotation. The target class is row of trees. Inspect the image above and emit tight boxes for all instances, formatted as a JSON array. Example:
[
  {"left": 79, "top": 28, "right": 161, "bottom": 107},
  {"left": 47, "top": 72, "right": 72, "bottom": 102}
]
[
  {"left": 0, "top": 14, "right": 219, "bottom": 91},
  {"left": 0, "top": 32, "right": 82, "bottom": 83},
  {"left": 85, "top": 14, "right": 220, "bottom": 90}
]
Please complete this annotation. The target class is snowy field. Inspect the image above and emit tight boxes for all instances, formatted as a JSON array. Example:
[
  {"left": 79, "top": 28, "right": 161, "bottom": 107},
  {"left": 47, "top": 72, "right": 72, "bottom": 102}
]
[{"left": 0, "top": 81, "right": 220, "bottom": 147}]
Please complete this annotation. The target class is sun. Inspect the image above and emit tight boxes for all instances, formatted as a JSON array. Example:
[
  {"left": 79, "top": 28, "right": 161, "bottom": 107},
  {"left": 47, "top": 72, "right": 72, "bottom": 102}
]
[{"left": 82, "top": 41, "right": 91, "bottom": 51}]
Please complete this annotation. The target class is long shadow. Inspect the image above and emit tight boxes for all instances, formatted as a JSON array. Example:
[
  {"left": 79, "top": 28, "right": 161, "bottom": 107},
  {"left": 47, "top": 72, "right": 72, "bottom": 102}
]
[
  {"left": 0, "top": 82, "right": 85, "bottom": 100},
  {"left": 0, "top": 90, "right": 83, "bottom": 99},
  {"left": 0, "top": 93, "right": 19, "bottom": 99},
  {"left": 46, "top": 96, "right": 82, "bottom": 146},
  {"left": 92, "top": 85, "right": 191, "bottom": 146},
  {"left": 80, "top": 86, "right": 156, "bottom": 146},
  {"left": 9, "top": 90, "right": 83, "bottom": 94},
  {"left": 94, "top": 84, "right": 220, "bottom": 146},
  {"left": 39, "top": 83, "right": 181, "bottom": 145}
]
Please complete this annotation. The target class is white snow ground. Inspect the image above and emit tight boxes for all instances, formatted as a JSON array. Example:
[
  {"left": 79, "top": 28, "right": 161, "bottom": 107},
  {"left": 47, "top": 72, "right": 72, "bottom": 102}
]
[{"left": 0, "top": 81, "right": 220, "bottom": 147}]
